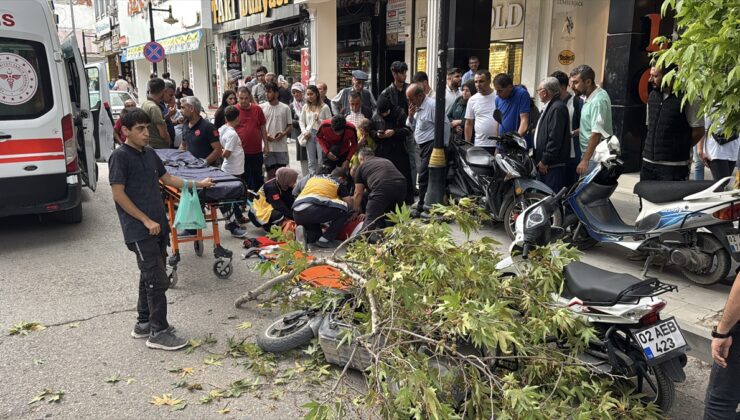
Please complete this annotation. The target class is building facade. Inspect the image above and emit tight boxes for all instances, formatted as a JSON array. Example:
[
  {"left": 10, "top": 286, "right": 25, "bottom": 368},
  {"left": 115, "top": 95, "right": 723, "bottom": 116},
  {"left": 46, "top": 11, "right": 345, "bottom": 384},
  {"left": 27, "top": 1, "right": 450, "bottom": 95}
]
[{"left": 112, "top": 0, "right": 215, "bottom": 104}]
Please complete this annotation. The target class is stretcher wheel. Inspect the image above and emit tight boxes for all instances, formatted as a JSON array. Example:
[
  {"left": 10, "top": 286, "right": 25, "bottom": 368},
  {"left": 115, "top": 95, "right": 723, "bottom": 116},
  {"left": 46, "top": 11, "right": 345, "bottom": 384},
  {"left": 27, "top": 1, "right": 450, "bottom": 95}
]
[
  {"left": 213, "top": 259, "right": 232, "bottom": 279},
  {"left": 168, "top": 269, "right": 179, "bottom": 288},
  {"left": 194, "top": 240, "right": 204, "bottom": 257}
]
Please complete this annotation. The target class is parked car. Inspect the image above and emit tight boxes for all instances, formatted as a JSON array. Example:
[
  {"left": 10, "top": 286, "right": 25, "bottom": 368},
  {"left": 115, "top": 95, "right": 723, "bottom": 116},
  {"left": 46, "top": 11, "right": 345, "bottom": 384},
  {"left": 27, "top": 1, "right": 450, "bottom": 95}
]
[{"left": 110, "top": 90, "right": 137, "bottom": 119}]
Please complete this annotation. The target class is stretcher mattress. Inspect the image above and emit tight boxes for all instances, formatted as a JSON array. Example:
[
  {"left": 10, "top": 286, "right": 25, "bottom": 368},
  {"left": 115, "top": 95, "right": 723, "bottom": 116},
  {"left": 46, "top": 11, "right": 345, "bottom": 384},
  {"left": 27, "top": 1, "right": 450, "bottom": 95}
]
[{"left": 155, "top": 149, "right": 245, "bottom": 202}]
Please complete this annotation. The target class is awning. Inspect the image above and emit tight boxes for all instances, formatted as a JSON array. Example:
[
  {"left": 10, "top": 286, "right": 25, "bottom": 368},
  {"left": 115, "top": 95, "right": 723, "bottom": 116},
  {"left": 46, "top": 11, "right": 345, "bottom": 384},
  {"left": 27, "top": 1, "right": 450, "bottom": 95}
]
[{"left": 121, "top": 30, "right": 202, "bottom": 62}]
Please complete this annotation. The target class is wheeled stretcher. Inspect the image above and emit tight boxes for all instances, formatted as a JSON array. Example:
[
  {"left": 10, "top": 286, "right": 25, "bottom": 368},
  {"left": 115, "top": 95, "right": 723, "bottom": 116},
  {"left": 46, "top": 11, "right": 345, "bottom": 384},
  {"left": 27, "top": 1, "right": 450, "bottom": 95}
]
[{"left": 155, "top": 150, "right": 246, "bottom": 285}]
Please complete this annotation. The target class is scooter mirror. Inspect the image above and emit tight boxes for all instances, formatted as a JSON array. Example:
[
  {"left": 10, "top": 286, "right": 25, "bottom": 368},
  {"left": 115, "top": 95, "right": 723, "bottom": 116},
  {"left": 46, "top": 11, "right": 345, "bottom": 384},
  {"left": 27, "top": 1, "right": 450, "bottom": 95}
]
[{"left": 493, "top": 109, "right": 503, "bottom": 125}]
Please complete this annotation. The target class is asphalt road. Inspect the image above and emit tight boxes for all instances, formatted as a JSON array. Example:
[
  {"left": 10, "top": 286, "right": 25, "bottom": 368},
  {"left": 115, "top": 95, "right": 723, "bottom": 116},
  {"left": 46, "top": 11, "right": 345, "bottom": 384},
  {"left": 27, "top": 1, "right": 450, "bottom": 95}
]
[{"left": 0, "top": 163, "right": 714, "bottom": 419}]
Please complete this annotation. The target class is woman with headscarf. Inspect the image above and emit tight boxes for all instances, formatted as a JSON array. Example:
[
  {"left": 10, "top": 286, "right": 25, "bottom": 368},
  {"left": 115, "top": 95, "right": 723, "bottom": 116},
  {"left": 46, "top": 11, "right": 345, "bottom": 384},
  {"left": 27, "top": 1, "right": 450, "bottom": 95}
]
[
  {"left": 290, "top": 83, "right": 309, "bottom": 174},
  {"left": 248, "top": 167, "right": 300, "bottom": 231},
  {"left": 370, "top": 95, "right": 414, "bottom": 204},
  {"left": 213, "top": 90, "right": 236, "bottom": 129},
  {"left": 448, "top": 79, "right": 477, "bottom": 141},
  {"left": 175, "top": 79, "right": 194, "bottom": 100}
]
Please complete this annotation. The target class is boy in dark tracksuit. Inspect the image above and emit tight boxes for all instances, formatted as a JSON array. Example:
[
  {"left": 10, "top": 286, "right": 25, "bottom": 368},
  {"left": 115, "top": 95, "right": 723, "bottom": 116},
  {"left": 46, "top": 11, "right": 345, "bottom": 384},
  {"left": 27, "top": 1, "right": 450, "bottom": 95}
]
[{"left": 109, "top": 108, "right": 214, "bottom": 351}]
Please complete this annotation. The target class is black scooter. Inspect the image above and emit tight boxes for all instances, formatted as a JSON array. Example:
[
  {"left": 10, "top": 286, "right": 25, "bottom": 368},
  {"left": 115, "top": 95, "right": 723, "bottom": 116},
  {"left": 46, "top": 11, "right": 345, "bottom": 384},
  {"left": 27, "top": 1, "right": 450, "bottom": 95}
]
[{"left": 447, "top": 110, "right": 558, "bottom": 239}]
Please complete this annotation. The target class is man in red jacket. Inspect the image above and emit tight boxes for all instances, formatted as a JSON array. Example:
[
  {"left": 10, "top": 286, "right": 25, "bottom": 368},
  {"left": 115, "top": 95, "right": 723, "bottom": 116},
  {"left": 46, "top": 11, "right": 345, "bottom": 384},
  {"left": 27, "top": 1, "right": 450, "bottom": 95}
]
[
  {"left": 235, "top": 86, "right": 269, "bottom": 191},
  {"left": 315, "top": 115, "right": 358, "bottom": 173}
]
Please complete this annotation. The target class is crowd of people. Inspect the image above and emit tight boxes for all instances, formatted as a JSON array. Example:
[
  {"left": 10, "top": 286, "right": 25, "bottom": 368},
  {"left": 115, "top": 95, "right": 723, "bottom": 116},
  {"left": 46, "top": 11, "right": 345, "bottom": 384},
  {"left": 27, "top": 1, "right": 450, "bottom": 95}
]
[{"left": 111, "top": 54, "right": 740, "bottom": 249}]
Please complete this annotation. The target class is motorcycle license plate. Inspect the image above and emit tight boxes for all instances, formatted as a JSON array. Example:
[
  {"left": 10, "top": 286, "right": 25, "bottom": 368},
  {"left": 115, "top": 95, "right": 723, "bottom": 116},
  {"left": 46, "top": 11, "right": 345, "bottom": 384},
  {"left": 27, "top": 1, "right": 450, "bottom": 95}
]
[
  {"left": 727, "top": 234, "right": 740, "bottom": 253},
  {"left": 631, "top": 317, "right": 687, "bottom": 364}
]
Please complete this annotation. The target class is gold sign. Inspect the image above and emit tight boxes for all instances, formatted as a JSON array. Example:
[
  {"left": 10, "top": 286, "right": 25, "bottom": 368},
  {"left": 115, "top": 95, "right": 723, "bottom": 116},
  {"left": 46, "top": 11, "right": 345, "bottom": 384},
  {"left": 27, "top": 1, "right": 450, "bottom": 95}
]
[
  {"left": 240, "top": 0, "right": 291, "bottom": 18},
  {"left": 212, "top": 0, "right": 238, "bottom": 24},
  {"left": 416, "top": 48, "right": 426, "bottom": 73},
  {"left": 558, "top": 49, "right": 575, "bottom": 65}
]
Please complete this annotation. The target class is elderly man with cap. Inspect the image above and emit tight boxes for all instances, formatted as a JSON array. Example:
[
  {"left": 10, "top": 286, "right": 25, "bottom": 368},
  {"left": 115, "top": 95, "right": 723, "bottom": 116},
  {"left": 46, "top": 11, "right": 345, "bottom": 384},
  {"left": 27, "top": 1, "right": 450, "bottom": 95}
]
[{"left": 331, "top": 70, "right": 376, "bottom": 116}]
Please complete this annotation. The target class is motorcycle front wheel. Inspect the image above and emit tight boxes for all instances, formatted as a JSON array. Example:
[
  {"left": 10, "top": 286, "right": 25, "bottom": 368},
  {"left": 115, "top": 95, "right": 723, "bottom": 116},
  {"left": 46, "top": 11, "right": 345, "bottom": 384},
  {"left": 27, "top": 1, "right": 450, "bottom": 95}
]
[
  {"left": 503, "top": 192, "right": 562, "bottom": 240},
  {"left": 256, "top": 310, "right": 317, "bottom": 353}
]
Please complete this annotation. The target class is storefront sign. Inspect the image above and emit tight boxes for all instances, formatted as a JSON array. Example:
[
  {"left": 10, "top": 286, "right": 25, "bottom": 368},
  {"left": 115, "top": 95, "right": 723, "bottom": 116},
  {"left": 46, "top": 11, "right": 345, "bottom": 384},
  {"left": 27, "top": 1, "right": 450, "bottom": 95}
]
[
  {"left": 123, "top": 30, "right": 203, "bottom": 62},
  {"left": 95, "top": 17, "right": 111, "bottom": 37},
  {"left": 127, "top": 0, "right": 145, "bottom": 16},
  {"left": 212, "top": 0, "right": 238, "bottom": 24},
  {"left": 386, "top": 0, "right": 406, "bottom": 45},
  {"left": 240, "top": 0, "right": 291, "bottom": 18},
  {"left": 636, "top": 13, "right": 669, "bottom": 104},
  {"left": 416, "top": 48, "right": 426, "bottom": 74},
  {"left": 490, "top": 1, "right": 525, "bottom": 41},
  {"left": 301, "top": 48, "right": 310, "bottom": 87},
  {"left": 558, "top": 49, "right": 575, "bottom": 65}
]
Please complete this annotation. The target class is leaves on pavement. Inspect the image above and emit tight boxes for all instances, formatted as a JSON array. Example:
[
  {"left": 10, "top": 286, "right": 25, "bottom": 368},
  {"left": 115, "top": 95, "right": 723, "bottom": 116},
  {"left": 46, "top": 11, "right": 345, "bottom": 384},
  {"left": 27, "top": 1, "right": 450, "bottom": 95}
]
[
  {"left": 28, "top": 389, "right": 64, "bottom": 405},
  {"left": 150, "top": 393, "right": 186, "bottom": 411},
  {"left": 9, "top": 322, "right": 45, "bottom": 336},
  {"left": 237, "top": 321, "right": 253, "bottom": 330}
]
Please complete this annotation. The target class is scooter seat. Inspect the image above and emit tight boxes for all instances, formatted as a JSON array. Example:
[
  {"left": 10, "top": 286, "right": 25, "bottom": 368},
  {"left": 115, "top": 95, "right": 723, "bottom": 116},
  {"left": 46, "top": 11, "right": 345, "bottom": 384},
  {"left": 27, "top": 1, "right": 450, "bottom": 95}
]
[
  {"left": 563, "top": 262, "right": 646, "bottom": 304},
  {"left": 465, "top": 147, "right": 493, "bottom": 167},
  {"left": 465, "top": 147, "right": 494, "bottom": 176},
  {"left": 633, "top": 180, "right": 715, "bottom": 204}
]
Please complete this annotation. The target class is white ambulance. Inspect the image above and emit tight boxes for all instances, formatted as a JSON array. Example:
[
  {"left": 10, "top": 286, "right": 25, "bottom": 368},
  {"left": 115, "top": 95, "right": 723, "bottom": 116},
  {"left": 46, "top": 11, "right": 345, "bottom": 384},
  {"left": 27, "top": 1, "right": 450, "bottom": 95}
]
[{"left": 0, "top": 0, "right": 97, "bottom": 223}]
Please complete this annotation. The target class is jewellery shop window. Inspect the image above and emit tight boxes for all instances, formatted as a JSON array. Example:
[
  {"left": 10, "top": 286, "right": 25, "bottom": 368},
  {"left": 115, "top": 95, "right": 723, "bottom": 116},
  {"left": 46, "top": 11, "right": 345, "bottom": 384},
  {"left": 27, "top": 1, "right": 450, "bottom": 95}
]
[
  {"left": 489, "top": 40, "right": 523, "bottom": 85},
  {"left": 279, "top": 23, "right": 308, "bottom": 84}
]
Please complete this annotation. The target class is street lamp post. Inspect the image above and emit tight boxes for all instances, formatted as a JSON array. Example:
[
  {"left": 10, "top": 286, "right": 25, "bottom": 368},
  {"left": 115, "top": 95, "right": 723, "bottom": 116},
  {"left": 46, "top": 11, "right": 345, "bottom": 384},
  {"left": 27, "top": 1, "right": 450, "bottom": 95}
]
[
  {"left": 80, "top": 31, "right": 96, "bottom": 64},
  {"left": 147, "top": 2, "right": 178, "bottom": 74},
  {"left": 424, "top": 0, "right": 450, "bottom": 210}
]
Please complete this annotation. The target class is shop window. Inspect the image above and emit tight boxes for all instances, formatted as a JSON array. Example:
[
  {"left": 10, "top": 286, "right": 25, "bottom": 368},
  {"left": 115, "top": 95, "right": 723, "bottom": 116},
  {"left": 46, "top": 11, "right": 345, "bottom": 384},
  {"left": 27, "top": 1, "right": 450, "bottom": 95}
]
[
  {"left": 489, "top": 41, "right": 523, "bottom": 85},
  {"left": 415, "top": 48, "right": 426, "bottom": 74},
  {"left": 281, "top": 47, "right": 302, "bottom": 84}
]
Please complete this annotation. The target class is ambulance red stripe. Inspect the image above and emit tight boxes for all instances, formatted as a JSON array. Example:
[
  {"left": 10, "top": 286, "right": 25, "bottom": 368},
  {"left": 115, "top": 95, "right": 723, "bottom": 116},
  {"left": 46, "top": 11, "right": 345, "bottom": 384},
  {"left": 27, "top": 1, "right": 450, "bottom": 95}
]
[
  {"left": 0, "top": 155, "right": 64, "bottom": 164},
  {"left": 0, "top": 138, "right": 63, "bottom": 155}
]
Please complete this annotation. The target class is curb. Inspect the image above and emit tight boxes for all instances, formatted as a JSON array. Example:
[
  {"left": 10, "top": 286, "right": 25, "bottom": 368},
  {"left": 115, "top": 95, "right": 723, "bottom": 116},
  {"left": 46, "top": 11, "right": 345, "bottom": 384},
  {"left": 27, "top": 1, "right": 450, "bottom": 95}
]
[{"left": 679, "top": 319, "right": 712, "bottom": 364}]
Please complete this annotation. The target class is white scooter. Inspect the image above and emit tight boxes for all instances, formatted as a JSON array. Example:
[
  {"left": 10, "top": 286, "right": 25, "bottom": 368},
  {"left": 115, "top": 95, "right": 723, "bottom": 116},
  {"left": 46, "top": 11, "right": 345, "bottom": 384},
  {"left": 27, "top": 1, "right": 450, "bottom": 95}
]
[
  {"left": 495, "top": 188, "right": 688, "bottom": 413},
  {"left": 561, "top": 149, "right": 740, "bottom": 285}
]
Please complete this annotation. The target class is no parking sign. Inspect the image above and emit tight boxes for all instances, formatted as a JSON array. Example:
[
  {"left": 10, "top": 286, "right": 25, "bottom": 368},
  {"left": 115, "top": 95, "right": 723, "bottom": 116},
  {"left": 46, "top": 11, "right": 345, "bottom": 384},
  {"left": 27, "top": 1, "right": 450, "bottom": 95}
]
[{"left": 144, "top": 41, "right": 165, "bottom": 64}]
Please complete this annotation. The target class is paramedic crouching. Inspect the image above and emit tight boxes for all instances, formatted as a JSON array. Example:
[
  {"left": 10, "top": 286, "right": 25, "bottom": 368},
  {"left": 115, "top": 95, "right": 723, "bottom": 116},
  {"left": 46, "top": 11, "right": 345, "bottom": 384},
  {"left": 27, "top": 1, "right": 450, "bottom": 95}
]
[
  {"left": 292, "top": 168, "right": 354, "bottom": 249},
  {"left": 109, "top": 108, "right": 214, "bottom": 351}
]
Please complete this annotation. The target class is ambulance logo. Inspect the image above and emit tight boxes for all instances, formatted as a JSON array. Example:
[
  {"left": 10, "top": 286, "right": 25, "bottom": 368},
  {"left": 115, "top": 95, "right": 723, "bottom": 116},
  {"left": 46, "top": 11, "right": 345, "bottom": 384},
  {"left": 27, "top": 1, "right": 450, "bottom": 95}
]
[{"left": 0, "top": 53, "right": 38, "bottom": 106}]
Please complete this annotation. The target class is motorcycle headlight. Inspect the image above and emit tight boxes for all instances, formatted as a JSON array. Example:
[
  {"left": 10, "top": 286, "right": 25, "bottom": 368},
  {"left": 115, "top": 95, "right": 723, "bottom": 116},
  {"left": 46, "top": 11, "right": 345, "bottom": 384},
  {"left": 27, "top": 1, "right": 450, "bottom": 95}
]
[{"left": 525, "top": 206, "right": 546, "bottom": 230}]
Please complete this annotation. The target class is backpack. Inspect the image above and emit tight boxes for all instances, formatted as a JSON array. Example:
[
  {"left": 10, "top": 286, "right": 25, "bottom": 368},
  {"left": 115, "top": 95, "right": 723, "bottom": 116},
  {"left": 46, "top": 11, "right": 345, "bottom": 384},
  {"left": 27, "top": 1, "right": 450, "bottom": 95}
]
[{"left": 245, "top": 36, "right": 257, "bottom": 55}]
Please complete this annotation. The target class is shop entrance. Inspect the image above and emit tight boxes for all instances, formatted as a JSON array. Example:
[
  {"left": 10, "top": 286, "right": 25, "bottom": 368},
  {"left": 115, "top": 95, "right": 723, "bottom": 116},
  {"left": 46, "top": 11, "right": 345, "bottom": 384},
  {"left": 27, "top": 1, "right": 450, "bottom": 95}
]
[{"left": 383, "top": 47, "right": 405, "bottom": 86}]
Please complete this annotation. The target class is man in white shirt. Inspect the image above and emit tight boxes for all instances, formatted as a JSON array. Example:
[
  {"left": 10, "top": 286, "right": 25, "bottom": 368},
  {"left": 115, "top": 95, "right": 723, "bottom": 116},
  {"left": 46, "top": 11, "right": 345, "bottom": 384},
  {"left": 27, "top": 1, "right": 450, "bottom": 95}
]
[
  {"left": 445, "top": 68, "right": 462, "bottom": 115},
  {"left": 464, "top": 70, "right": 499, "bottom": 153},
  {"left": 261, "top": 82, "right": 293, "bottom": 179},
  {"left": 113, "top": 75, "right": 130, "bottom": 92},
  {"left": 218, "top": 105, "right": 247, "bottom": 235},
  {"left": 406, "top": 83, "right": 449, "bottom": 216}
]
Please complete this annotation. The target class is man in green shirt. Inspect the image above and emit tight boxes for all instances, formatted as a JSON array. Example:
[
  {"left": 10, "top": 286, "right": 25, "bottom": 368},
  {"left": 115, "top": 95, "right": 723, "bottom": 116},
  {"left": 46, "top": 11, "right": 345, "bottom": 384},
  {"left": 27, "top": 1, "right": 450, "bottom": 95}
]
[
  {"left": 140, "top": 78, "right": 172, "bottom": 149},
  {"left": 570, "top": 64, "right": 612, "bottom": 175}
]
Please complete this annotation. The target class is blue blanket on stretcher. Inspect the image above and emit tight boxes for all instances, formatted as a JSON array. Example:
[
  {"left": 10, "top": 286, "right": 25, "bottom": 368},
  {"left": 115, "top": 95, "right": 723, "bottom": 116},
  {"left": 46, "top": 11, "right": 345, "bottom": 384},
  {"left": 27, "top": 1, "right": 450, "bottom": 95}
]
[{"left": 155, "top": 149, "right": 245, "bottom": 203}]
